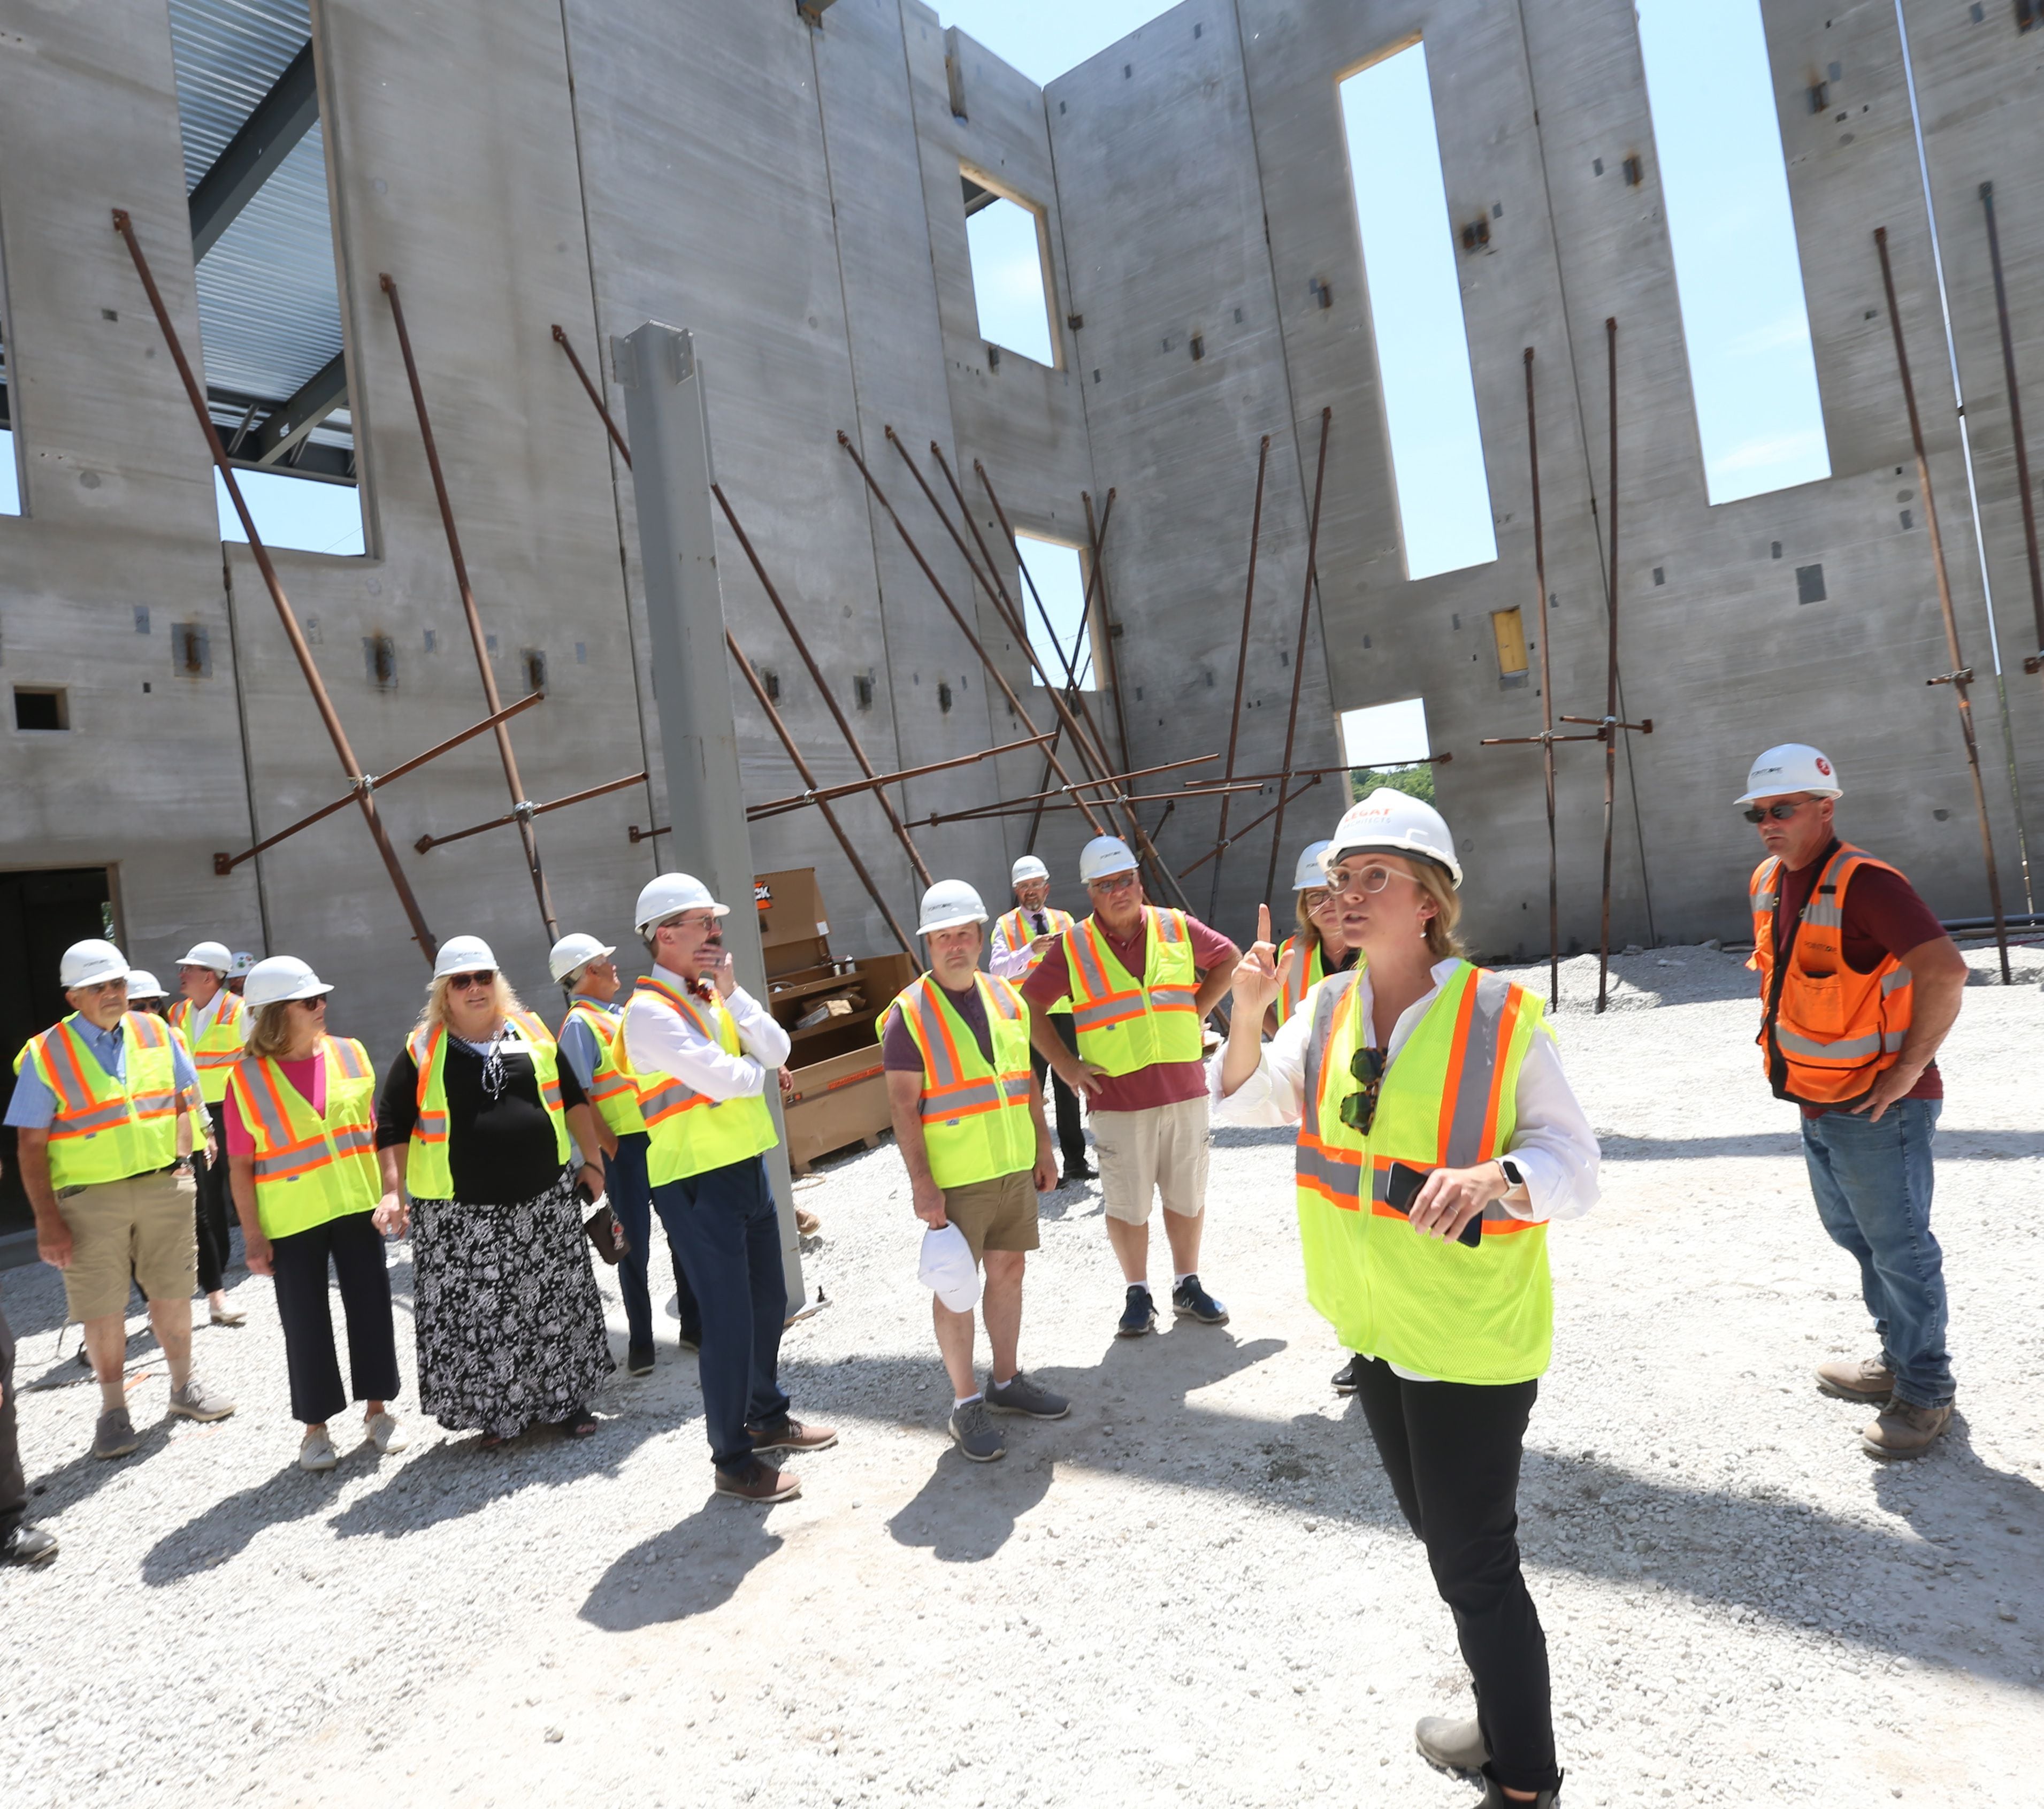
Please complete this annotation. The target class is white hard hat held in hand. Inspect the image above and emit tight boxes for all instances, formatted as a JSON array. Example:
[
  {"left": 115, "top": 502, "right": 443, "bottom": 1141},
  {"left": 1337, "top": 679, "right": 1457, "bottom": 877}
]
[
  {"left": 244, "top": 956, "right": 335, "bottom": 1008},
  {"left": 1327, "top": 789, "right": 1462, "bottom": 888},
  {"left": 634, "top": 872, "right": 728, "bottom": 934},
  {"left": 1291, "top": 840, "right": 1333, "bottom": 892},
  {"left": 432, "top": 935, "right": 499, "bottom": 981},
  {"left": 1078, "top": 835, "right": 1139, "bottom": 883},
  {"left": 124, "top": 969, "right": 168, "bottom": 1002},
  {"left": 60, "top": 940, "right": 129, "bottom": 990},
  {"left": 549, "top": 932, "right": 617, "bottom": 985},
  {"left": 917, "top": 1223, "right": 982, "bottom": 1314},
  {"left": 176, "top": 940, "right": 234, "bottom": 974},
  {"left": 918, "top": 880, "right": 988, "bottom": 937},
  {"left": 1736, "top": 743, "right": 1842, "bottom": 804},
  {"left": 1010, "top": 854, "right": 1050, "bottom": 885}
]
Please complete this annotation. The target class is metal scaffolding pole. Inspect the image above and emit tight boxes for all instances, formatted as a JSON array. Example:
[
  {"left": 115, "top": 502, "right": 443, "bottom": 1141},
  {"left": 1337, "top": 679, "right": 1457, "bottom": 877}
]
[
  {"left": 1209, "top": 434, "right": 1271, "bottom": 919},
  {"left": 1261, "top": 408, "right": 1333, "bottom": 906}
]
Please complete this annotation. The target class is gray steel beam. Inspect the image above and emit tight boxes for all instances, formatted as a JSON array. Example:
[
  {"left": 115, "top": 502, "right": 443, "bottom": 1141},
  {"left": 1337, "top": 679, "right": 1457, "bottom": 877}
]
[
  {"left": 614, "top": 320, "right": 804, "bottom": 1310},
  {"left": 249, "top": 351, "right": 346, "bottom": 465},
  {"left": 188, "top": 41, "right": 319, "bottom": 261}
]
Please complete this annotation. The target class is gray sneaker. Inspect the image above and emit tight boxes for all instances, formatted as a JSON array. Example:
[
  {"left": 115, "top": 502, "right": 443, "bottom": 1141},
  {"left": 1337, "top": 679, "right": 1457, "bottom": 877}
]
[
  {"left": 1415, "top": 1714, "right": 1488, "bottom": 1776},
  {"left": 985, "top": 1371, "right": 1070, "bottom": 1420},
  {"left": 947, "top": 1398, "right": 1005, "bottom": 1463},
  {"left": 93, "top": 1406, "right": 140, "bottom": 1460},
  {"left": 167, "top": 1379, "right": 236, "bottom": 1423}
]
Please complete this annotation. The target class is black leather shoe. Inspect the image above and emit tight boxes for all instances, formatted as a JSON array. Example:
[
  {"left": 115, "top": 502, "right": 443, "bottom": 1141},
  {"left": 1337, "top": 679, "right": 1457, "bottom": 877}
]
[
  {"left": 1333, "top": 1353, "right": 1364, "bottom": 1394},
  {"left": 1, "top": 1520, "right": 58, "bottom": 1565},
  {"left": 627, "top": 1342, "right": 655, "bottom": 1377},
  {"left": 1061, "top": 1162, "right": 1098, "bottom": 1185}
]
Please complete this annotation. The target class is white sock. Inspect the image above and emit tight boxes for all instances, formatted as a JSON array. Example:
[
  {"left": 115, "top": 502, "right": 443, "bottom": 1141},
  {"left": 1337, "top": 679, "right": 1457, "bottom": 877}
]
[
  {"left": 954, "top": 1392, "right": 983, "bottom": 1411},
  {"left": 1174, "top": 1272, "right": 1197, "bottom": 1287}
]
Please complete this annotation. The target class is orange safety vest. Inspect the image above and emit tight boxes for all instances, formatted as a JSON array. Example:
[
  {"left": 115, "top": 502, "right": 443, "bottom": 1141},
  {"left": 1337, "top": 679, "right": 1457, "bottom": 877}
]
[
  {"left": 1062, "top": 907, "right": 1202, "bottom": 1076},
  {"left": 224, "top": 1038, "right": 379, "bottom": 1239},
  {"left": 1275, "top": 934, "right": 1330, "bottom": 1028},
  {"left": 169, "top": 991, "right": 248, "bottom": 1105},
  {"left": 1749, "top": 841, "right": 1916, "bottom": 1108},
  {"left": 996, "top": 906, "right": 1074, "bottom": 1015},
  {"left": 13, "top": 1011, "right": 181, "bottom": 1188}
]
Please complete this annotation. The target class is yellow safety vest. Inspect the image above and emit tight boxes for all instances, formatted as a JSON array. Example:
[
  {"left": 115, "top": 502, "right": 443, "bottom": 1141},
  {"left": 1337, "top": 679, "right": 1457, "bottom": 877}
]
[
  {"left": 224, "top": 1038, "right": 379, "bottom": 1239},
  {"left": 14, "top": 1012, "right": 181, "bottom": 1189},
  {"left": 403, "top": 1009, "right": 569, "bottom": 1199},
  {"left": 882, "top": 972, "right": 1036, "bottom": 1190},
  {"left": 561, "top": 998, "right": 648, "bottom": 1137},
  {"left": 169, "top": 991, "right": 248, "bottom": 1106},
  {"left": 622, "top": 977, "right": 779, "bottom": 1185},
  {"left": 1062, "top": 907, "right": 1202, "bottom": 1076},
  {"left": 1295, "top": 962, "right": 1552, "bottom": 1384},
  {"left": 1275, "top": 934, "right": 1329, "bottom": 1029},
  {"left": 996, "top": 906, "right": 1074, "bottom": 1016}
]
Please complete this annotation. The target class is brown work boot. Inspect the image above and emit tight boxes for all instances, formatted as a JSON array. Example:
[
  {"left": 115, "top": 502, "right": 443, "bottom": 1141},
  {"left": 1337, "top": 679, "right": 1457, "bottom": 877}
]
[
  {"left": 746, "top": 1415, "right": 838, "bottom": 1453},
  {"left": 1816, "top": 1355, "right": 1894, "bottom": 1403},
  {"left": 714, "top": 1459, "right": 801, "bottom": 1504},
  {"left": 1863, "top": 1398, "right": 1951, "bottom": 1460}
]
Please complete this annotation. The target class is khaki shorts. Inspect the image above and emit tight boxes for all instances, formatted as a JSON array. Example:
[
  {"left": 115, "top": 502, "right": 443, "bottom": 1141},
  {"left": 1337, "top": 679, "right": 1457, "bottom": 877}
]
[
  {"left": 941, "top": 1169, "right": 1040, "bottom": 1264},
  {"left": 57, "top": 1168, "right": 197, "bottom": 1321},
  {"left": 1092, "top": 1095, "right": 1211, "bottom": 1225}
]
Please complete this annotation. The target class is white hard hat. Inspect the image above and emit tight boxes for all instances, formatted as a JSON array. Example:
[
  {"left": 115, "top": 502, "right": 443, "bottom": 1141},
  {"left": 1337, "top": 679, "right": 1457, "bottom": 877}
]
[
  {"left": 60, "top": 940, "right": 130, "bottom": 990},
  {"left": 634, "top": 872, "right": 729, "bottom": 934},
  {"left": 228, "top": 951, "right": 257, "bottom": 978},
  {"left": 1010, "top": 854, "right": 1050, "bottom": 885},
  {"left": 1078, "top": 835, "right": 1139, "bottom": 883},
  {"left": 177, "top": 940, "right": 233, "bottom": 974},
  {"left": 549, "top": 932, "right": 617, "bottom": 985},
  {"left": 243, "top": 955, "right": 334, "bottom": 1008},
  {"left": 124, "top": 969, "right": 167, "bottom": 1001},
  {"left": 432, "top": 934, "right": 499, "bottom": 980},
  {"left": 1327, "top": 788, "right": 1463, "bottom": 888},
  {"left": 917, "top": 1223, "right": 982, "bottom": 1314},
  {"left": 1292, "top": 840, "right": 1333, "bottom": 892},
  {"left": 918, "top": 879, "right": 989, "bottom": 936},
  {"left": 1736, "top": 742, "right": 1842, "bottom": 804}
]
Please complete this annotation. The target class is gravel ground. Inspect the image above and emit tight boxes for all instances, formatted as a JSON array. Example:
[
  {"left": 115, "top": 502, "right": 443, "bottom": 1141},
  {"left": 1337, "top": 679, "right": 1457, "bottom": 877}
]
[{"left": 3, "top": 942, "right": 2039, "bottom": 1807}]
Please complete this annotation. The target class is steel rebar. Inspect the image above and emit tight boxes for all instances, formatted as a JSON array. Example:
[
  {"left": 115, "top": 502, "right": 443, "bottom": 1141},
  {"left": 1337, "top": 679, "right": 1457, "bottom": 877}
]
[
  {"left": 415, "top": 769, "right": 648, "bottom": 853},
  {"left": 745, "top": 733, "right": 1052, "bottom": 822},
  {"left": 1261, "top": 408, "right": 1333, "bottom": 905},
  {"left": 1597, "top": 319, "right": 1620, "bottom": 1013},
  {"left": 1182, "top": 775, "right": 1324, "bottom": 876},
  {"left": 1979, "top": 185, "right": 2044, "bottom": 671},
  {"left": 552, "top": 324, "right": 632, "bottom": 464},
  {"left": 1082, "top": 489, "right": 1136, "bottom": 776},
  {"left": 1528, "top": 349, "right": 1561, "bottom": 1007}
]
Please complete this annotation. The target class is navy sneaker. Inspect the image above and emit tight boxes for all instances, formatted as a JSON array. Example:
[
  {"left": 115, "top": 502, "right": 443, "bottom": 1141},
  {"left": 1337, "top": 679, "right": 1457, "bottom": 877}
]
[
  {"left": 1171, "top": 1275, "right": 1229, "bottom": 1325},
  {"left": 1116, "top": 1285, "right": 1157, "bottom": 1338}
]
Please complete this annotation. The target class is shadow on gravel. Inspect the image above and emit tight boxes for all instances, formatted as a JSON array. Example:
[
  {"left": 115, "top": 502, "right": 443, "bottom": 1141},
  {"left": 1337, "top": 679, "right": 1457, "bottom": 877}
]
[
  {"left": 579, "top": 1501, "right": 784, "bottom": 1630},
  {"left": 140, "top": 1457, "right": 341, "bottom": 1584},
  {"left": 1209, "top": 1125, "right": 1297, "bottom": 1151},
  {"left": 27, "top": 1408, "right": 181, "bottom": 1521},
  {"left": 887, "top": 1442, "right": 1055, "bottom": 1561}
]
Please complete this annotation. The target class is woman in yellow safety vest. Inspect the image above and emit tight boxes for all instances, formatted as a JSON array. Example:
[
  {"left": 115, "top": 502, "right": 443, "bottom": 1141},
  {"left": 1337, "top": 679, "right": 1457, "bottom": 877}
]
[
  {"left": 1213, "top": 789, "right": 1599, "bottom": 1809},
  {"left": 373, "top": 936, "right": 615, "bottom": 1447},
  {"left": 224, "top": 956, "right": 404, "bottom": 1473},
  {"left": 1266, "top": 839, "right": 1356, "bottom": 1034}
]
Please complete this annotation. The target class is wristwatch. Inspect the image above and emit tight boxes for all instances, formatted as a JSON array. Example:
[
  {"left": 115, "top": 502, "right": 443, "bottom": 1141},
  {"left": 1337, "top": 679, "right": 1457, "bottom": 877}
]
[{"left": 1497, "top": 1156, "right": 1526, "bottom": 1191}]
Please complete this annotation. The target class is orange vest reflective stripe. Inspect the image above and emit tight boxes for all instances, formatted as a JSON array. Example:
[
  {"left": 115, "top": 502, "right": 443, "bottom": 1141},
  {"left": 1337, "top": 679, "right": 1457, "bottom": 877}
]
[
  {"left": 1275, "top": 935, "right": 1329, "bottom": 1028},
  {"left": 170, "top": 992, "right": 248, "bottom": 1104},
  {"left": 1062, "top": 907, "right": 1202, "bottom": 1076},
  {"left": 621, "top": 978, "right": 779, "bottom": 1184},
  {"left": 1749, "top": 842, "right": 1915, "bottom": 1107},
  {"left": 561, "top": 999, "right": 648, "bottom": 1138},
  {"left": 883, "top": 972, "right": 1036, "bottom": 1190},
  {"left": 13, "top": 1012, "right": 181, "bottom": 1187},
  {"left": 225, "top": 1038, "right": 379, "bottom": 1239},
  {"left": 997, "top": 906, "right": 1074, "bottom": 1015}
]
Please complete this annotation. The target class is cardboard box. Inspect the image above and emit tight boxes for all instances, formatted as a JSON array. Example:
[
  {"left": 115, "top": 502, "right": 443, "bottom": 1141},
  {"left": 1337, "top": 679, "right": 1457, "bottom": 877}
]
[{"left": 783, "top": 1042, "right": 890, "bottom": 1176}]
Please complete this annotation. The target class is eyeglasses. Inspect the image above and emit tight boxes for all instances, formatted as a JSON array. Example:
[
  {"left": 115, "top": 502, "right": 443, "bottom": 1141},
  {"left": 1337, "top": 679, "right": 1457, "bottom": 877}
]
[
  {"left": 1300, "top": 888, "right": 1333, "bottom": 914},
  {"left": 1742, "top": 800, "right": 1811, "bottom": 824},
  {"left": 1325, "top": 863, "right": 1422, "bottom": 897},
  {"left": 292, "top": 997, "right": 327, "bottom": 1010},
  {"left": 446, "top": 970, "right": 495, "bottom": 991},
  {"left": 1088, "top": 871, "right": 1139, "bottom": 895},
  {"left": 1338, "top": 1046, "right": 1387, "bottom": 1135}
]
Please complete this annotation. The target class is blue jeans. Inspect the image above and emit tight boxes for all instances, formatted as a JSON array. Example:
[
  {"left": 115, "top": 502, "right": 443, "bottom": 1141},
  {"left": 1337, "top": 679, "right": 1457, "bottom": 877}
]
[
  {"left": 605, "top": 1133, "right": 699, "bottom": 1351},
  {"left": 652, "top": 1155, "right": 790, "bottom": 1473},
  {"left": 1801, "top": 1099, "right": 1954, "bottom": 1408}
]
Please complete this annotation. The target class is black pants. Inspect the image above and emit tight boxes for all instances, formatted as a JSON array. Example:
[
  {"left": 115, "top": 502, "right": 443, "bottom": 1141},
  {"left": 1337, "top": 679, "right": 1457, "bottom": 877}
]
[
  {"left": 192, "top": 1102, "right": 235, "bottom": 1294},
  {"left": 0, "top": 1298, "right": 25, "bottom": 1535},
  {"left": 1029, "top": 1015, "right": 1088, "bottom": 1172},
  {"left": 606, "top": 1132, "right": 700, "bottom": 1350},
  {"left": 1352, "top": 1356, "right": 1559, "bottom": 1795},
  {"left": 270, "top": 1210, "right": 402, "bottom": 1426}
]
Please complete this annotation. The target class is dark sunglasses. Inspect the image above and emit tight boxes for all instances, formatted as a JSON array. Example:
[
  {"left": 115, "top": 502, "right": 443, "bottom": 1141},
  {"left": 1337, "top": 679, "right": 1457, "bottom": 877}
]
[
  {"left": 1742, "top": 801, "right": 1809, "bottom": 823},
  {"left": 1338, "top": 1046, "right": 1387, "bottom": 1135},
  {"left": 446, "top": 970, "right": 496, "bottom": 991}
]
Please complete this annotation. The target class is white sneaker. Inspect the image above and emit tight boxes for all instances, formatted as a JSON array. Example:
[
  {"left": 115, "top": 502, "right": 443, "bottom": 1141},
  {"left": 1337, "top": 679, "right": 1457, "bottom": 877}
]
[
  {"left": 299, "top": 1429, "right": 339, "bottom": 1473},
  {"left": 365, "top": 1412, "right": 407, "bottom": 1454}
]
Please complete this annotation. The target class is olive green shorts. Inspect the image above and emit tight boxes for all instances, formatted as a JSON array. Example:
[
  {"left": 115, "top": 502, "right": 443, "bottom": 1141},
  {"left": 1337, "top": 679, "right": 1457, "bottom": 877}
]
[
  {"left": 57, "top": 1168, "right": 198, "bottom": 1321},
  {"left": 940, "top": 1169, "right": 1040, "bottom": 1265}
]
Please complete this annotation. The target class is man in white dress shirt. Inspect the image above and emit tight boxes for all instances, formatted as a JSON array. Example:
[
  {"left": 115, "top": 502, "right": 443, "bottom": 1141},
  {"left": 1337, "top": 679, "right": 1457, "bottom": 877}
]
[{"left": 622, "top": 873, "right": 836, "bottom": 1505}]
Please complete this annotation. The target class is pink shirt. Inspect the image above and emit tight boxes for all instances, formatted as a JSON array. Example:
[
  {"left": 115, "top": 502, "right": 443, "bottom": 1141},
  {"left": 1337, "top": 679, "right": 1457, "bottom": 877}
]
[
  {"left": 1023, "top": 910, "right": 1237, "bottom": 1113},
  {"left": 223, "top": 1056, "right": 330, "bottom": 1158}
]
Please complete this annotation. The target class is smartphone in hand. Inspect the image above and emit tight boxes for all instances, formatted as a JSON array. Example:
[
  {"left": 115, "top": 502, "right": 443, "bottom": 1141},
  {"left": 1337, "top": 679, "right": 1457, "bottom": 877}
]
[{"left": 1384, "top": 1161, "right": 1482, "bottom": 1249}]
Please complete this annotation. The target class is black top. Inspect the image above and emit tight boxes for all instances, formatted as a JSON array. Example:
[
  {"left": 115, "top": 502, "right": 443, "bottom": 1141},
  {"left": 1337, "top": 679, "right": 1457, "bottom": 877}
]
[{"left": 376, "top": 1031, "right": 590, "bottom": 1207}]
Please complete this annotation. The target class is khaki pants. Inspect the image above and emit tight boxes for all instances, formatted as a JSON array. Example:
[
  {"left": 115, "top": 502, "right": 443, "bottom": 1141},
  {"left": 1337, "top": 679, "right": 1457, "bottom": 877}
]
[
  {"left": 1091, "top": 1095, "right": 1210, "bottom": 1225},
  {"left": 56, "top": 1168, "right": 197, "bottom": 1322}
]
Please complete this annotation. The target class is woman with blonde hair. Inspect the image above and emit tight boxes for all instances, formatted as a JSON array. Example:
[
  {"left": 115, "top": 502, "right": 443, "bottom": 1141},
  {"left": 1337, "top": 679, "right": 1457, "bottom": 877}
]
[
  {"left": 373, "top": 937, "right": 614, "bottom": 1445},
  {"left": 1266, "top": 839, "right": 1354, "bottom": 1035},
  {"left": 225, "top": 956, "right": 402, "bottom": 1470},
  {"left": 1213, "top": 789, "right": 1598, "bottom": 1809}
]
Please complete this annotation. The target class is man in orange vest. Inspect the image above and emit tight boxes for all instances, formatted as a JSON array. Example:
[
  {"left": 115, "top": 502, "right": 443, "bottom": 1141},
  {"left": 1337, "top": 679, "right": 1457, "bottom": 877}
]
[{"left": 1740, "top": 744, "right": 1969, "bottom": 1459}]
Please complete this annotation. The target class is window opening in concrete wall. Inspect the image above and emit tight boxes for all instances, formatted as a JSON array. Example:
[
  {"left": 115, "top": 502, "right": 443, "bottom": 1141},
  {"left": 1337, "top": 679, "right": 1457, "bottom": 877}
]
[
  {"left": 0, "top": 313, "right": 19, "bottom": 515},
  {"left": 168, "top": 0, "right": 365, "bottom": 556},
  {"left": 1340, "top": 697, "right": 1436, "bottom": 803},
  {"left": 1338, "top": 43, "right": 1498, "bottom": 581},
  {"left": 1635, "top": 0, "right": 1830, "bottom": 503},
  {"left": 961, "top": 174, "right": 1057, "bottom": 369},
  {"left": 13, "top": 687, "right": 68, "bottom": 732},
  {"left": 1014, "top": 534, "right": 1092, "bottom": 687}
]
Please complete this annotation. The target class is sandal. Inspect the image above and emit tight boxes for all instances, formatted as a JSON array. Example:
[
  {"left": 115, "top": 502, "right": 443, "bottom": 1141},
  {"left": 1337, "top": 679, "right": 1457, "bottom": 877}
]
[{"left": 557, "top": 1407, "right": 599, "bottom": 1439}]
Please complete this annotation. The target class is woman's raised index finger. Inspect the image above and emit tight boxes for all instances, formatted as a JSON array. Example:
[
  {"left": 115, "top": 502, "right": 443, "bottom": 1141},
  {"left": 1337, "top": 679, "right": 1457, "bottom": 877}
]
[{"left": 1257, "top": 902, "right": 1271, "bottom": 945}]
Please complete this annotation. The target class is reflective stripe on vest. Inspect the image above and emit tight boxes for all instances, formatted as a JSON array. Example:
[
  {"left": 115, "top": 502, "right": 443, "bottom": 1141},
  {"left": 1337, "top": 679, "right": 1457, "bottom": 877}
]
[
  {"left": 1292, "top": 963, "right": 1552, "bottom": 1385},
  {"left": 562, "top": 999, "right": 648, "bottom": 1138},
  {"left": 998, "top": 907, "right": 1074, "bottom": 1015},
  {"left": 1275, "top": 935, "right": 1328, "bottom": 1029},
  {"left": 13, "top": 1012, "right": 181, "bottom": 1188},
  {"left": 622, "top": 978, "right": 779, "bottom": 1185},
  {"left": 170, "top": 993, "right": 248, "bottom": 1104},
  {"left": 1063, "top": 907, "right": 1202, "bottom": 1075},
  {"left": 890, "top": 971, "right": 1037, "bottom": 1190},
  {"left": 403, "top": 1010, "right": 570, "bottom": 1199},
  {"left": 226, "top": 1037, "right": 380, "bottom": 1239},
  {"left": 1749, "top": 844, "right": 1916, "bottom": 1107}
]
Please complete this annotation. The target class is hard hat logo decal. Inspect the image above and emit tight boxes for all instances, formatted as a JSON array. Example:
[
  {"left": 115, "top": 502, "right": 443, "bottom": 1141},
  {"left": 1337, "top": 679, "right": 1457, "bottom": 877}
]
[{"left": 1815, "top": 756, "right": 1831, "bottom": 776}]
